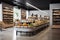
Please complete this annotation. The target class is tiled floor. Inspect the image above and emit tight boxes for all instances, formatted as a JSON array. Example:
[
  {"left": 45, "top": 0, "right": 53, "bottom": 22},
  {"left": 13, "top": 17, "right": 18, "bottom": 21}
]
[{"left": 0, "top": 28, "right": 14, "bottom": 40}]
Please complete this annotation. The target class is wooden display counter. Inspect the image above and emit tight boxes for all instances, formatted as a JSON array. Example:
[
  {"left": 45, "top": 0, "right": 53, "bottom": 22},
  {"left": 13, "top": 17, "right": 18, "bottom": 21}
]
[
  {"left": 16, "top": 25, "right": 51, "bottom": 40},
  {"left": 16, "top": 22, "right": 49, "bottom": 36}
]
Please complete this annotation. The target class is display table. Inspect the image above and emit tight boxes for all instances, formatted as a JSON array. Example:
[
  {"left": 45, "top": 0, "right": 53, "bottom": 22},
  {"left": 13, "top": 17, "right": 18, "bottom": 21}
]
[
  {"left": 16, "top": 22, "right": 49, "bottom": 36},
  {"left": 17, "top": 26, "right": 51, "bottom": 40}
]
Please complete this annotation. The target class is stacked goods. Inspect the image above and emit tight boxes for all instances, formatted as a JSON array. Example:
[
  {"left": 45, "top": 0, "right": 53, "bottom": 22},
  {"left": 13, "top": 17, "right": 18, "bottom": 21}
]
[{"left": 16, "top": 19, "right": 49, "bottom": 28}]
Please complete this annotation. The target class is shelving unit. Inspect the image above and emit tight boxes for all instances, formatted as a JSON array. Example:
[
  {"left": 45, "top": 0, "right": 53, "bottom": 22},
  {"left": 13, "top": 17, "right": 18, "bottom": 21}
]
[
  {"left": 2, "top": 3, "right": 14, "bottom": 28},
  {"left": 3, "top": 7, "right": 13, "bottom": 24},
  {"left": 53, "top": 9, "right": 60, "bottom": 25}
]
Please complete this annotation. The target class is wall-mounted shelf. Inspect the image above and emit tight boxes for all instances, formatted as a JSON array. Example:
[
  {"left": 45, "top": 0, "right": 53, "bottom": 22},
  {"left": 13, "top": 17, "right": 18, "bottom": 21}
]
[
  {"left": 2, "top": 3, "right": 13, "bottom": 28},
  {"left": 53, "top": 9, "right": 60, "bottom": 25},
  {"left": 16, "top": 22, "right": 49, "bottom": 36},
  {"left": 3, "top": 8, "right": 13, "bottom": 24}
]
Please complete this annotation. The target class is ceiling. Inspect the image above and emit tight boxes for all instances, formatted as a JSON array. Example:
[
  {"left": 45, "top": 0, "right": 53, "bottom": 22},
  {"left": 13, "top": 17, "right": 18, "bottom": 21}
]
[
  {"left": 1, "top": 0, "right": 37, "bottom": 10},
  {"left": 26, "top": 0, "right": 50, "bottom": 10},
  {"left": 26, "top": 0, "right": 60, "bottom": 10},
  {"left": 1, "top": 0, "right": 60, "bottom": 10}
]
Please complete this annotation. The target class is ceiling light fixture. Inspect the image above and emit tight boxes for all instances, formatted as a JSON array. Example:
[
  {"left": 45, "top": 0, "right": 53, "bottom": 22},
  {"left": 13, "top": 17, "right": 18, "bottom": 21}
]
[{"left": 26, "top": 2, "right": 48, "bottom": 14}]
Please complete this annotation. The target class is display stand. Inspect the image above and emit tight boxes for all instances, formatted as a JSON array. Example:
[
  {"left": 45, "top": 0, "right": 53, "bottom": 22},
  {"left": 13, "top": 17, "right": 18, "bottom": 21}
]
[{"left": 16, "top": 22, "right": 49, "bottom": 36}]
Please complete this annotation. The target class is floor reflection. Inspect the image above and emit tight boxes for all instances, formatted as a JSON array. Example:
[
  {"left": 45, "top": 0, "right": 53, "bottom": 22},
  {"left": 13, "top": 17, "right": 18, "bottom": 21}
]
[{"left": 0, "top": 28, "right": 13, "bottom": 40}]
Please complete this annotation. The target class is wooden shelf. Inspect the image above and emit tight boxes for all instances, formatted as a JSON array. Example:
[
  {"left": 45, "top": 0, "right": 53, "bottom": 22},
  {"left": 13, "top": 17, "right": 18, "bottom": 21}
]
[
  {"left": 3, "top": 10, "right": 13, "bottom": 13},
  {"left": 53, "top": 14, "right": 60, "bottom": 15},
  {"left": 3, "top": 12, "right": 12, "bottom": 15},
  {"left": 53, "top": 17, "right": 60, "bottom": 19},
  {"left": 53, "top": 9, "right": 60, "bottom": 25},
  {"left": 3, "top": 18, "right": 13, "bottom": 19},
  {"left": 3, "top": 6, "right": 13, "bottom": 24}
]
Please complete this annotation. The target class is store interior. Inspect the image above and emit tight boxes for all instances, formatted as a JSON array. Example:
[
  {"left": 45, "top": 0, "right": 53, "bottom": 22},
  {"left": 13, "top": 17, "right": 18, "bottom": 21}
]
[{"left": 0, "top": 0, "right": 60, "bottom": 40}]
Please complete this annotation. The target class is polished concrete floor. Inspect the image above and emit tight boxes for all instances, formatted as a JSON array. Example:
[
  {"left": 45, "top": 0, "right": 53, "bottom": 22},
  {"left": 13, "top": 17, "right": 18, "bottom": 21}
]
[
  {"left": 0, "top": 28, "right": 13, "bottom": 40},
  {"left": 52, "top": 29, "right": 60, "bottom": 40},
  {"left": 0, "top": 27, "right": 60, "bottom": 40}
]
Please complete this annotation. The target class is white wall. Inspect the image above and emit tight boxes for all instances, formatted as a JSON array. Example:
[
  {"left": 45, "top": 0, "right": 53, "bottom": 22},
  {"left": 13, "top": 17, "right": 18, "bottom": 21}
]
[
  {"left": 29, "top": 10, "right": 50, "bottom": 17},
  {"left": 50, "top": 3, "right": 60, "bottom": 9},
  {"left": 0, "top": 3, "right": 2, "bottom": 21},
  {"left": 26, "top": 10, "right": 29, "bottom": 19},
  {"left": 42, "top": 10, "right": 50, "bottom": 16},
  {"left": 13, "top": 7, "right": 21, "bottom": 22},
  {"left": 50, "top": 3, "right": 60, "bottom": 26}
]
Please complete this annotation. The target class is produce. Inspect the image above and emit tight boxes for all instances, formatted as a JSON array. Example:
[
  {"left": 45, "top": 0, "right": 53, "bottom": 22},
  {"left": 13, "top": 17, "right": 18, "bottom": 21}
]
[
  {"left": 28, "top": 23, "right": 33, "bottom": 27},
  {"left": 23, "top": 23, "right": 28, "bottom": 26}
]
